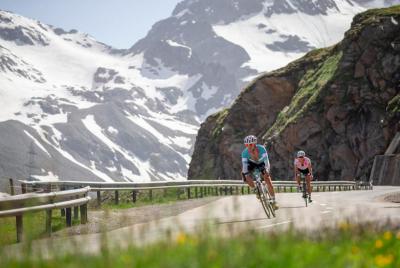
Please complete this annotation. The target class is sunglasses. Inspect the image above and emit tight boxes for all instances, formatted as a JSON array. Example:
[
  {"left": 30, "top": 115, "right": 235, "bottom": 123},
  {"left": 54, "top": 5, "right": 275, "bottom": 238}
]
[{"left": 298, "top": 156, "right": 304, "bottom": 158}]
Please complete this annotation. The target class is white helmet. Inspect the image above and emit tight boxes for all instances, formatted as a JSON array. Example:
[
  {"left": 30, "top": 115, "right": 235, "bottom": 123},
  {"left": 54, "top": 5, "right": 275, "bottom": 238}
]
[
  {"left": 297, "top": 150, "right": 306, "bottom": 157},
  {"left": 244, "top": 135, "right": 257, "bottom": 145}
]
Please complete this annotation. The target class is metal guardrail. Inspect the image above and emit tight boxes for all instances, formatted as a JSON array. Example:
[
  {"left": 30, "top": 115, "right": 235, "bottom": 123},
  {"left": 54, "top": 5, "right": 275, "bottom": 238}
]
[
  {"left": 17, "top": 179, "right": 372, "bottom": 207},
  {"left": 0, "top": 187, "right": 91, "bottom": 242}
]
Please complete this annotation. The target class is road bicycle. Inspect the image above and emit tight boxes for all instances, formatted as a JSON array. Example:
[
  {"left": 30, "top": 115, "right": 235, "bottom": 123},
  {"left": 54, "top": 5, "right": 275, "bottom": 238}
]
[
  {"left": 252, "top": 168, "right": 276, "bottom": 218},
  {"left": 299, "top": 172, "right": 309, "bottom": 207}
]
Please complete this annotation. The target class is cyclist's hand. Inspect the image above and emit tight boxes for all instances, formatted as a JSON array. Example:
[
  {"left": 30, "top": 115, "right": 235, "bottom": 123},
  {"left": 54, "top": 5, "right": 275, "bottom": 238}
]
[{"left": 310, "top": 174, "right": 314, "bottom": 180}]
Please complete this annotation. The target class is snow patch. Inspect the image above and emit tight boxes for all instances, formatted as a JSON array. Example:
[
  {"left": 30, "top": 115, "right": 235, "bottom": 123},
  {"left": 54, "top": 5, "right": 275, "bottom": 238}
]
[
  {"left": 166, "top": 40, "right": 192, "bottom": 57},
  {"left": 24, "top": 130, "right": 51, "bottom": 157}
]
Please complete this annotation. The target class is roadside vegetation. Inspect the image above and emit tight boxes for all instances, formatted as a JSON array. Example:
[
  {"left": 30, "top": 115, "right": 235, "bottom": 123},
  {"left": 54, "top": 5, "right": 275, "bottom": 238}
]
[
  {"left": 1, "top": 221, "right": 399, "bottom": 267},
  {"left": 0, "top": 210, "right": 79, "bottom": 246}
]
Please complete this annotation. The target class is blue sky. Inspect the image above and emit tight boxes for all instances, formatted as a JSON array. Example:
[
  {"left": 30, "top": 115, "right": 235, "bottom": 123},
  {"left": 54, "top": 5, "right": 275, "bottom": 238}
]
[{"left": 0, "top": 0, "right": 182, "bottom": 49}]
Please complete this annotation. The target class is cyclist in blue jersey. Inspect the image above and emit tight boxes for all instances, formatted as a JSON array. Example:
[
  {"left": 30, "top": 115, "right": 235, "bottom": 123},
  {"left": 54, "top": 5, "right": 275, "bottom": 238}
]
[{"left": 241, "top": 135, "right": 278, "bottom": 209}]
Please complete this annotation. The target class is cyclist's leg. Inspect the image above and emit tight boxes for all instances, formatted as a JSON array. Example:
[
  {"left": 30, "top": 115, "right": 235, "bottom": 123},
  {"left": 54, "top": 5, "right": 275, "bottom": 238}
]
[
  {"left": 243, "top": 173, "right": 255, "bottom": 188},
  {"left": 243, "top": 163, "right": 256, "bottom": 188},
  {"left": 306, "top": 174, "right": 312, "bottom": 195},
  {"left": 262, "top": 170, "right": 275, "bottom": 197},
  {"left": 295, "top": 171, "right": 301, "bottom": 186}
]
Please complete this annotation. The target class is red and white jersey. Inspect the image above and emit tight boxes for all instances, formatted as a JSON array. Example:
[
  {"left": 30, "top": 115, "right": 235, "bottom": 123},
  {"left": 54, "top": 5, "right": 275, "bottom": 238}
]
[{"left": 294, "top": 157, "right": 311, "bottom": 170}]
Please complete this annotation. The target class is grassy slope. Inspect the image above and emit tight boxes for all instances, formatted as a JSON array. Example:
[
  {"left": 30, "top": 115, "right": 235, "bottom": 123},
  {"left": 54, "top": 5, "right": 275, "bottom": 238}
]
[{"left": 264, "top": 50, "right": 342, "bottom": 138}]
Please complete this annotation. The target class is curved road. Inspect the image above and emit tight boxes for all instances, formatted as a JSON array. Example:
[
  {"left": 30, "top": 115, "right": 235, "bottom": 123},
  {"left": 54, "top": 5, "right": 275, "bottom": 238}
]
[{"left": 3, "top": 186, "right": 400, "bottom": 258}]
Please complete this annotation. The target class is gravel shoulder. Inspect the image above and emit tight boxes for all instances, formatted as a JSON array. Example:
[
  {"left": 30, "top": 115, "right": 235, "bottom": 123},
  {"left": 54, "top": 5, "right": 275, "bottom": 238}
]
[{"left": 53, "top": 197, "right": 220, "bottom": 237}]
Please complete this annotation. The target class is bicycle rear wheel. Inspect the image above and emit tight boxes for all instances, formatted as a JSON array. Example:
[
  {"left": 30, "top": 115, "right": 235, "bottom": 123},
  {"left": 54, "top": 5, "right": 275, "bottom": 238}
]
[
  {"left": 302, "top": 180, "right": 308, "bottom": 207},
  {"left": 257, "top": 185, "right": 271, "bottom": 218}
]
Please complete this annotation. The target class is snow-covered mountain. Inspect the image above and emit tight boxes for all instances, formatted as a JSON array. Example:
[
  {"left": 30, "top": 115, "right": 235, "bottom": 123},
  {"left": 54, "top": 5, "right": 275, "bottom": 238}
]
[
  {"left": 0, "top": 0, "right": 398, "bottom": 188},
  {"left": 0, "top": 10, "right": 197, "bottom": 184}
]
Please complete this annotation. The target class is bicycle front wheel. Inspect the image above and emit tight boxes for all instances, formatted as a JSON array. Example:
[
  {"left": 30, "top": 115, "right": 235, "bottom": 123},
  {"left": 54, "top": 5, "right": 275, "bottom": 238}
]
[
  {"left": 262, "top": 184, "right": 276, "bottom": 217},
  {"left": 257, "top": 185, "right": 271, "bottom": 218}
]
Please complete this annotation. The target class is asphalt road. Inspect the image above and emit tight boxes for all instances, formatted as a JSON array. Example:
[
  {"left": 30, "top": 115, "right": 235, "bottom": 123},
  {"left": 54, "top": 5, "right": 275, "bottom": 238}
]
[{"left": 3, "top": 186, "right": 400, "bottom": 258}]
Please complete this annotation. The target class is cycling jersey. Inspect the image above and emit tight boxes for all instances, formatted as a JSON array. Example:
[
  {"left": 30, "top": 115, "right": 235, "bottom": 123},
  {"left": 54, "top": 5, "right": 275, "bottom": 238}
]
[
  {"left": 294, "top": 157, "right": 311, "bottom": 170},
  {"left": 241, "top": 144, "right": 270, "bottom": 174}
]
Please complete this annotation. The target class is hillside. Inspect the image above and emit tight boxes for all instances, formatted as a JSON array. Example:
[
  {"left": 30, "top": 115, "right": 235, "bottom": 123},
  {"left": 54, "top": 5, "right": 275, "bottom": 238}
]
[{"left": 188, "top": 5, "right": 400, "bottom": 182}]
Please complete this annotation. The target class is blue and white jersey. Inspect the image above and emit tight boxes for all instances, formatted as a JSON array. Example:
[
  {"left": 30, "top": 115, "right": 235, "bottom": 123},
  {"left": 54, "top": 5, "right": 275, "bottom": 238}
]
[{"left": 241, "top": 144, "right": 270, "bottom": 173}]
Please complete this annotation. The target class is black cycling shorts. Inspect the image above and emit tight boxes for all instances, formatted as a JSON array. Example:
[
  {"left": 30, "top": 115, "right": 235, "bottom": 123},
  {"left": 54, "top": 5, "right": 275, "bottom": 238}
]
[
  {"left": 297, "top": 168, "right": 310, "bottom": 175},
  {"left": 242, "top": 162, "right": 267, "bottom": 181}
]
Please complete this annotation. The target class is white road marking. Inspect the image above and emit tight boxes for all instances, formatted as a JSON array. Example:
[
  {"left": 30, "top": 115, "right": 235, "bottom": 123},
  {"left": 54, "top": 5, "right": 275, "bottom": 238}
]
[
  {"left": 320, "top": 203, "right": 327, "bottom": 206},
  {"left": 321, "top": 211, "right": 332, "bottom": 214},
  {"left": 257, "top": 220, "right": 292, "bottom": 229}
]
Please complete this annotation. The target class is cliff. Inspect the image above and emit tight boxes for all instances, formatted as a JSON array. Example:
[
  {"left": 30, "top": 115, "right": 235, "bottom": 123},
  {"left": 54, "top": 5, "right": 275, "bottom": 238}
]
[{"left": 188, "top": 6, "right": 400, "bottom": 182}]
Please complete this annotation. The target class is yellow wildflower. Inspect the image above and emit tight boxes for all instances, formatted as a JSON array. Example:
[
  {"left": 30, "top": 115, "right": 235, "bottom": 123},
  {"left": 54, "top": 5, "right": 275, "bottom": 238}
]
[
  {"left": 375, "top": 239, "right": 384, "bottom": 249},
  {"left": 383, "top": 231, "right": 392, "bottom": 241},
  {"left": 176, "top": 232, "right": 187, "bottom": 245},
  {"left": 339, "top": 222, "right": 349, "bottom": 231},
  {"left": 374, "top": 254, "right": 394, "bottom": 267}
]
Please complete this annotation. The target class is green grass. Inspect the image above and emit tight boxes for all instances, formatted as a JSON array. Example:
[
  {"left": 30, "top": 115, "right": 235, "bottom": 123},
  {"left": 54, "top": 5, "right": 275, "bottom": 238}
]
[
  {"left": 211, "top": 108, "right": 229, "bottom": 138},
  {"left": 387, "top": 94, "right": 400, "bottom": 119},
  {"left": 97, "top": 187, "right": 235, "bottom": 210},
  {"left": 0, "top": 210, "right": 80, "bottom": 246},
  {"left": 1, "top": 223, "right": 399, "bottom": 267},
  {"left": 264, "top": 51, "right": 342, "bottom": 138}
]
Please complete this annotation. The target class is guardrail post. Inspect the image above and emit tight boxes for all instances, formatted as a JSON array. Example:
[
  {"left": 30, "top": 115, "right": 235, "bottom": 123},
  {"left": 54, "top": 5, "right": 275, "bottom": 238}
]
[
  {"left": 66, "top": 208, "right": 72, "bottom": 227},
  {"left": 74, "top": 206, "right": 79, "bottom": 220},
  {"left": 9, "top": 178, "right": 15, "bottom": 195},
  {"left": 247, "top": 186, "right": 250, "bottom": 194},
  {"left": 46, "top": 210, "right": 52, "bottom": 236},
  {"left": 149, "top": 189, "right": 153, "bottom": 201},
  {"left": 16, "top": 215, "right": 23, "bottom": 242},
  {"left": 195, "top": 187, "right": 198, "bottom": 198},
  {"left": 21, "top": 183, "right": 27, "bottom": 194},
  {"left": 187, "top": 187, "right": 191, "bottom": 199},
  {"left": 115, "top": 191, "right": 119, "bottom": 205},
  {"left": 80, "top": 204, "right": 88, "bottom": 224},
  {"left": 163, "top": 189, "right": 167, "bottom": 198},
  {"left": 132, "top": 190, "right": 137, "bottom": 203},
  {"left": 97, "top": 191, "right": 101, "bottom": 207},
  {"left": 241, "top": 186, "right": 244, "bottom": 195}
]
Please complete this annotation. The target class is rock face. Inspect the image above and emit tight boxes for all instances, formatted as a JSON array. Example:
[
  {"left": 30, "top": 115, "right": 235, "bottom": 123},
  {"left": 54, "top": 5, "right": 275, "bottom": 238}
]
[
  {"left": 370, "top": 132, "right": 400, "bottom": 185},
  {"left": 188, "top": 6, "right": 400, "bottom": 182}
]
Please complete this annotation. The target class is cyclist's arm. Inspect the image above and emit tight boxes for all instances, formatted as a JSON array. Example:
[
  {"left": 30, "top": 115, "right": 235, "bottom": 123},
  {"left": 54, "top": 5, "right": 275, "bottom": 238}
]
[
  {"left": 242, "top": 157, "right": 249, "bottom": 174},
  {"left": 263, "top": 154, "right": 270, "bottom": 174},
  {"left": 293, "top": 164, "right": 298, "bottom": 181},
  {"left": 258, "top": 146, "right": 270, "bottom": 173},
  {"left": 308, "top": 161, "right": 314, "bottom": 179}
]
